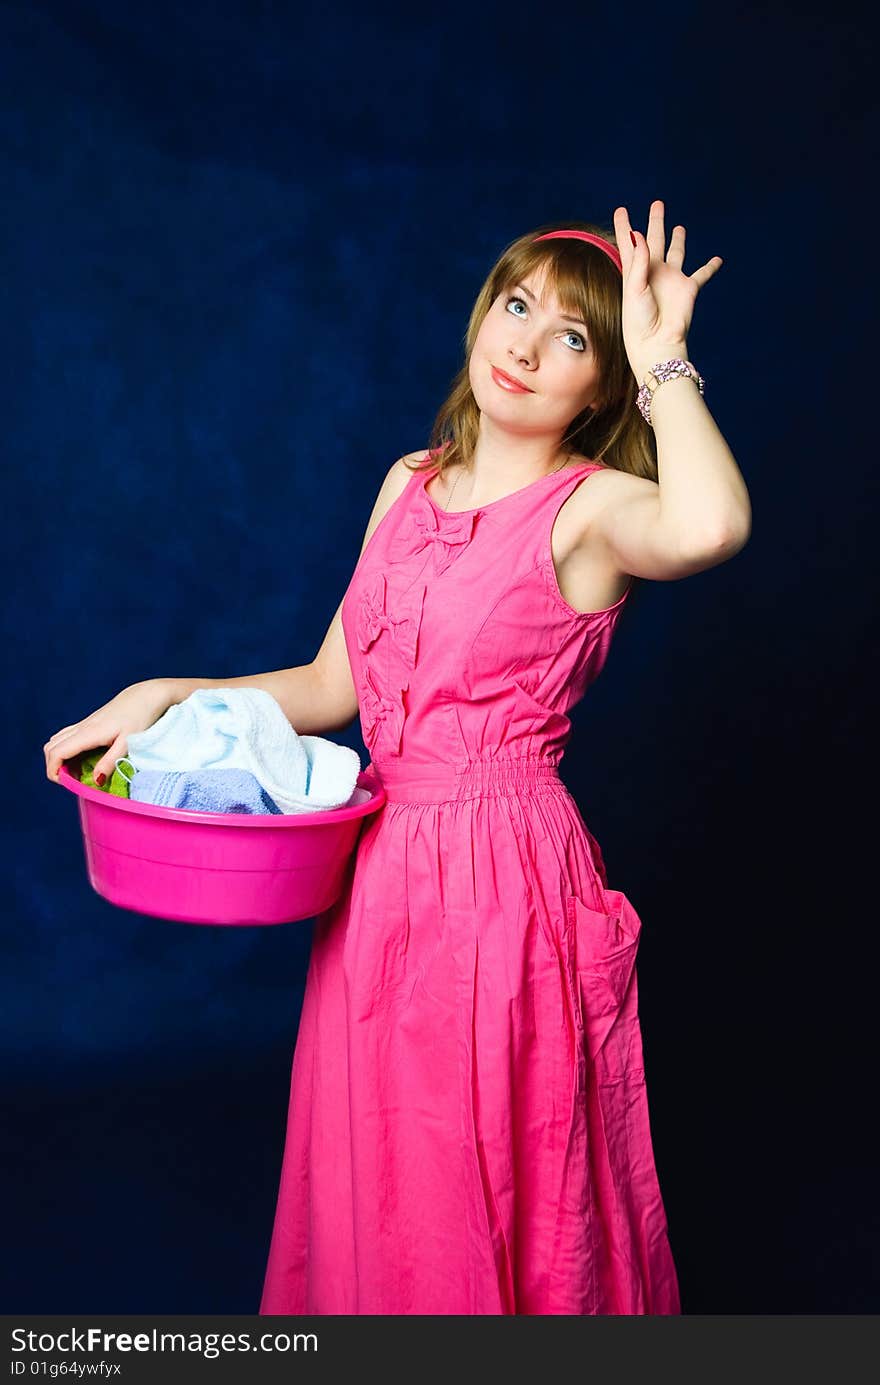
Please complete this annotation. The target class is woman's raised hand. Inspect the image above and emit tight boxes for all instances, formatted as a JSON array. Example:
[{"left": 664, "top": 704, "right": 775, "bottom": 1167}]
[
  {"left": 613, "top": 200, "right": 723, "bottom": 379},
  {"left": 43, "top": 679, "right": 173, "bottom": 785}
]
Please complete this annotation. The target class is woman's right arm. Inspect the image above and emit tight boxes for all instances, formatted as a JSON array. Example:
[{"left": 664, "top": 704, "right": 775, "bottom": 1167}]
[{"left": 43, "top": 454, "right": 420, "bottom": 784}]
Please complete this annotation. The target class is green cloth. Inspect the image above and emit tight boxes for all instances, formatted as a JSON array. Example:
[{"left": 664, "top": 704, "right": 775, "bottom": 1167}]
[{"left": 79, "top": 750, "right": 134, "bottom": 798}]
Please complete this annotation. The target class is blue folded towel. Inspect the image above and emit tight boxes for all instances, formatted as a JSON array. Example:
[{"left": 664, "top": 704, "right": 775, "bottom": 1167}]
[{"left": 126, "top": 767, "right": 282, "bottom": 815}]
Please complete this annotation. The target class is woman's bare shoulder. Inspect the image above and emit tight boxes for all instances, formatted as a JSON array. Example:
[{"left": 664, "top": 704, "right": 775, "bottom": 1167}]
[
  {"left": 388, "top": 448, "right": 432, "bottom": 493},
  {"left": 363, "top": 450, "right": 432, "bottom": 538},
  {"left": 398, "top": 448, "right": 432, "bottom": 470},
  {"left": 581, "top": 460, "right": 655, "bottom": 490},
  {"left": 574, "top": 461, "right": 657, "bottom": 522}
]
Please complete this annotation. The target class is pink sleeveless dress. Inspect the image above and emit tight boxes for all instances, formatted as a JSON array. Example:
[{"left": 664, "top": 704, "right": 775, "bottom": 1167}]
[{"left": 259, "top": 454, "right": 680, "bottom": 1315}]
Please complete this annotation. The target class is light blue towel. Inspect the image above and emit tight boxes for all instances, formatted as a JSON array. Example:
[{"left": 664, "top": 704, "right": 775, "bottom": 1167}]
[
  {"left": 122, "top": 687, "right": 361, "bottom": 815},
  {"left": 126, "top": 766, "right": 282, "bottom": 815}
]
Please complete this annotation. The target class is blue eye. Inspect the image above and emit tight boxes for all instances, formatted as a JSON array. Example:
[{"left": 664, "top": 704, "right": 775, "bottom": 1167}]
[{"left": 504, "top": 295, "right": 587, "bottom": 352}]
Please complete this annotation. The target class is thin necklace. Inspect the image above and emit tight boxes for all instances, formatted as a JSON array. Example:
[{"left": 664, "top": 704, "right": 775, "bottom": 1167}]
[{"left": 442, "top": 453, "right": 570, "bottom": 512}]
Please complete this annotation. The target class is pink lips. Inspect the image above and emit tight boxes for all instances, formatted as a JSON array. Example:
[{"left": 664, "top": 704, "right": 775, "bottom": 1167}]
[{"left": 491, "top": 365, "right": 533, "bottom": 393}]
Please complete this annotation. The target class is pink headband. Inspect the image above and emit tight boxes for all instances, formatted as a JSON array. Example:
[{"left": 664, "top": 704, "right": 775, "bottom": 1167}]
[{"left": 533, "top": 229, "right": 622, "bottom": 273}]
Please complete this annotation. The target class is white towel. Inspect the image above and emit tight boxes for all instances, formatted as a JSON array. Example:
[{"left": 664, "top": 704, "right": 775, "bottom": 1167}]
[{"left": 123, "top": 687, "right": 361, "bottom": 814}]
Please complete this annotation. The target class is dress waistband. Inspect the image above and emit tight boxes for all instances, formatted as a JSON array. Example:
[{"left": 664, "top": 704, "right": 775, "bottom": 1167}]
[{"left": 367, "top": 756, "right": 566, "bottom": 805}]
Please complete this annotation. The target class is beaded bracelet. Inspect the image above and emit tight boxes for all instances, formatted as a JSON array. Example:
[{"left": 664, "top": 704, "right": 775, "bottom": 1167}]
[{"left": 636, "top": 358, "right": 705, "bottom": 428}]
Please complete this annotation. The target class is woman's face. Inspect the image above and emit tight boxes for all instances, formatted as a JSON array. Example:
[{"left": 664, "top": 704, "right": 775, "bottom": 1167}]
[{"left": 469, "top": 265, "right": 603, "bottom": 440}]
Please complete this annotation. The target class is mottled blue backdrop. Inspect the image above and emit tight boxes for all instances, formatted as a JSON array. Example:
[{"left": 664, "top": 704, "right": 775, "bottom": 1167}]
[{"left": 3, "top": 0, "right": 875, "bottom": 1314}]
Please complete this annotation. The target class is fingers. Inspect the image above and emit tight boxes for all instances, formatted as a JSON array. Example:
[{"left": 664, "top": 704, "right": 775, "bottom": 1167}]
[
  {"left": 616, "top": 200, "right": 687, "bottom": 262},
  {"left": 645, "top": 198, "right": 666, "bottom": 261},
  {"left": 92, "top": 735, "right": 127, "bottom": 787},
  {"left": 44, "top": 725, "right": 78, "bottom": 749},
  {"left": 690, "top": 256, "right": 724, "bottom": 289},
  {"left": 44, "top": 733, "right": 79, "bottom": 783},
  {"left": 45, "top": 728, "right": 128, "bottom": 786},
  {"left": 43, "top": 727, "right": 98, "bottom": 784},
  {"left": 613, "top": 205, "right": 648, "bottom": 293},
  {"left": 44, "top": 727, "right": 76, "bottom": 783},
  {"left": 615, "top": 202, "right": 720, "bottom": 288},
  {"left": 612, "top": 206, "right": 635, "bottom": 272},
  {"left": 667, "top": 224, "right": 686, "bottom": 271},
  {"left": 612, "top": 204, "right": 648, "bottom": 289}
]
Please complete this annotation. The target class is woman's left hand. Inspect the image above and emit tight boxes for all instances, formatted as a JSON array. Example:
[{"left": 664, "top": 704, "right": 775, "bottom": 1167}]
[{"left": 612, "top": 201, "right": 723, "bottom": 379}]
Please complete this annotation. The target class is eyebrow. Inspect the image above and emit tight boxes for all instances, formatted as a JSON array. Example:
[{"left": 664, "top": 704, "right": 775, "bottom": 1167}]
[{"left": 513, "top": 283, "right": 588, "bottom": 330}]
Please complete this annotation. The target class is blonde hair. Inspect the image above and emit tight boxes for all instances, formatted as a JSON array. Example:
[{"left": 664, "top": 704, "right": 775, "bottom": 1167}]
[{"left": 404, "top": 218, "right": 657, "bottom": 484}]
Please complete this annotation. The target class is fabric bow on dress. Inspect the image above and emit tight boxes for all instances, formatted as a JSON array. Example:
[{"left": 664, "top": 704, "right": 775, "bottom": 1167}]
[
  {"left": 387, "top": 502, "right": 478, "bottom": 577},
  {"left": 354, "top": 572, "right": 426, "bottom": 757},
  {"left": 356, "top": 571, "right": 425, "bottom": 670},
  {"left": 360, "top": 664, "right": 408, "bottom": 756},
  {"left": 354, "top": 484, "right": 478, "bottom": 757}
]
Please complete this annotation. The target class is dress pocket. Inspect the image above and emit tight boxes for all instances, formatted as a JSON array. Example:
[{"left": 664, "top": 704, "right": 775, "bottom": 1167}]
[
  {"left": 506, "top": 672, "right": 570, "bottom": 741},
  {"left": 563, "top": 888, "right": 642, "bottom": 1064}
]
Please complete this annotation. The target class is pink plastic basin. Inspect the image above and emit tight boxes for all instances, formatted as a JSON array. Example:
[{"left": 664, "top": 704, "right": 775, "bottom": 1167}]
[{"left": 58, "top": 755, "right": 386, "bottom": 926}]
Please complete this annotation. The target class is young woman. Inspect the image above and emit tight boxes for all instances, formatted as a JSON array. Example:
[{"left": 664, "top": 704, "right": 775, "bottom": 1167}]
[{"left": 44, "top": 201, "right": 750, "bottom": 1314}]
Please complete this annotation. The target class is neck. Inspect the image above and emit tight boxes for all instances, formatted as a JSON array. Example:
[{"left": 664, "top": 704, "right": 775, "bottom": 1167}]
[{"left": 467, "top": 420, "right": 570, "bottom": 485}]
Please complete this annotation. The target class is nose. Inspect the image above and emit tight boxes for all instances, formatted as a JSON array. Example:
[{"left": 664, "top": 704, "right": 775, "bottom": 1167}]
[{"left": 509, "top": 337, "right": 537, "bottom": 369}]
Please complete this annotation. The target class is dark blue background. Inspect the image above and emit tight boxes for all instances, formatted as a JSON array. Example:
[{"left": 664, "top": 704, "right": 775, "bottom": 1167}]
[{"left": 4, "top": 0, "right": 876, "bottom": 1313}]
